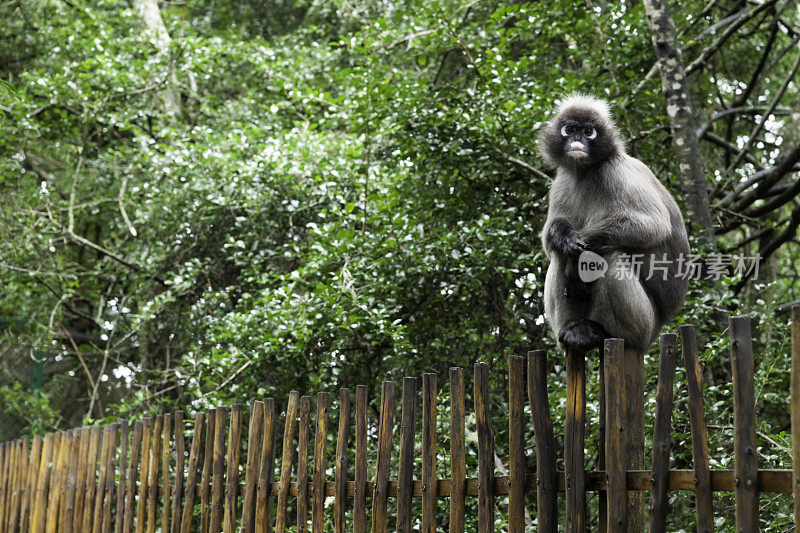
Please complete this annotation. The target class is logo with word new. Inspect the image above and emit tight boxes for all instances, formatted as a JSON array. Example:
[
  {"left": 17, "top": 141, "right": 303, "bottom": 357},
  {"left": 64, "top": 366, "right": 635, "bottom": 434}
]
[{"left": 578, "top": 251, "right": 608, "bottom": 282}]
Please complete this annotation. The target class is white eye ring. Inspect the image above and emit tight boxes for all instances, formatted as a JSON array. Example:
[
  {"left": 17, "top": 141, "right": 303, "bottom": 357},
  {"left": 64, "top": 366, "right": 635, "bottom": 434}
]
[
  {"left": 560, "top": 126, "right": 569, "bottom": 137},
  {"left": 586, "top": 127, "right": 597, "bottom": 140}
]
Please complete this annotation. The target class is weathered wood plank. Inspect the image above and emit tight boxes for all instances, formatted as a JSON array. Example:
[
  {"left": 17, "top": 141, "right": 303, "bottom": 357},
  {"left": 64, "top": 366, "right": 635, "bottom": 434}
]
[
  {"left": 223, "top": 404, "right": 243, "bottom": 533},
  {"left": 371, "top": 381, "right": 396, "bottom": 533},
  {"left": 180, "top": 412, "right": 206, "bottom": 533},
  {"left": 311, "top": 393, "right": 330, "bottom": 533},
  {"left": 146, "top": 416, "right": 163, "bottom": 533},
  {"left": 680, "top": 325, "right": 714, "bottom": 533},
  {"left": 296, "top": 396, "right": 311, "bottom": 533},
  {"left": 793, "top": 306, "right": 800, "bottom": 527},
  {"left": 101, "top": 424, "right": 118, "bottom": 533},
  {"left": 422, "top": 373, "right": 438, "bottom": 533},
  {"left": 396, "top": 377, "right": 418, "bottom": 533},
  {"left": 354, "top": 386, "right": 368, "bottom": 533},
  {"left": 448, "top": 368, "right": 466, "bottom": 533},
  {"left": 623, "top": 345, "right": 644, "bottom": 533},
  {"left": 171, "top": 411, "right": 186, "bottom": 533},
  {"left": 648, "top": 334, "right": 677, "bottom": 533},
  {"left": 160, "top": 413, "right": 172, "bottom": 533},
  {"left": 507, "top": 356, "right": 525, "bottom": 533},
  {"left": 200, "top": 409, "right": 215, "bottom": 533},
  {"left": 241, "top": 403, "right": 264, "bottom": 533},
  {"left": 123, "top": 421, "right": 144, "bottom": 533},
  {"left": 94, "top": 425, "right": 116, "bottom": 532},
  {"left": 276, "top": 393, "right": 299, "bottom": 533},
  {"left": 210, "top": 408, "right": 228, "bottom": 533},
  {"left": 255, "top": 399, "right": 276, "bottom": 533},
  {"left": 604, "top": 339, "right": 627, "bottom": 533},
  {"left": 46, "top": 432, "right": 66, "bottom": 533},
  {"left": 31, "top": 432, "right": 54, "bottom": 533},
  {"left": 334, "top": 389, "right": 351, "bottom": 533},
  {"left": 15, "top": 439, "right": 31, "bottom": 532},
  {"left": 82, "top": 427, "right": 102, "bottom": 533},
  {"left": 72, "top": 428, "right": 90, "bottom": 533},
  {"left": 115, "top": 421, "right": 129, "bottom": 533},
  {"left": 730, "top": 316, "right": 759, "bottom": 531},
  {"left": 565, "top": 347, "right": 586, "bottom": 533},
  {"left": 474, "top": 363, "right": 494, "bottom": 533},
  {"left": 21, "top": 434, "right": 41, "bottom": 532},
  {"left": 135, "top": 419, "right": 153, "bottom": 533}
]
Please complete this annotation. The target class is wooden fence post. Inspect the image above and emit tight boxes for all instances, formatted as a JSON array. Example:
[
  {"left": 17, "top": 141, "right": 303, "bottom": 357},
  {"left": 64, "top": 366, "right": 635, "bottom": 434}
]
[
  {"left": 649, "top": 333, "right": 677, "bottom": 533},
  {"left": 311, "top": 393, "right": 330, "bottom": 533},
  {"left": 791, "top": 305, "right": 800, "bottom": 527},
  {"left": 200, "top": 409, "right": 215, "bottom": 533},
  {"left": 276, "top": 392, "right": 299, "bottom": 533},
  {"left": 422, "top": 373, "right": 438, "bottom": 533},
  {"left": 353, "top": 387, "right": 368, "bottom": 533},
  {"left": 397, "top": 377, "right": 418, "bottom": 533},
  {"left": 371, "top": 381, "right": 396, "bottom": 533},
  {"left": 223, "top": 404, "right": 243, "bottom": 533},
  {"left": 241, "top": 402, "right": 264, "bottom": 533},
  {"left": 255, "top": 399, "right": 277, "bottom": 533},
  {"left": 210, "top": 407, "right": 229, "bottom": 532},
  {"left": 170, "top": 411, "right": 186, "bottom": 533},
  {"left": 335, "top": 389, "right": 351, "bottom": 533},
  {"left": 449, "top": 369, "right": 466, "bottom": 533},
  {"left": 115, "top": 421, "right": 129, "bottom": 533},
  {"left": 474, "top": 362, "right": 494, "bottom": 533},
  {"left": 565, "top": 347, "right": 586, "bottom": 533},
  {"left": 680, "top": 325, "right": 714, "bottom": 533},
  {"left": 730, "top": 316, "right": 759, "bottom": 531},
  {"left": 623, "top": 345, "right": 644, "bottom": 533},
  {"left": 527, "top": 350, "right": 557, "bottom": 532},
  {"left": 297, "top": 397, "right": 311, "bottom": 533},
  {"left": 605, "top": 339, "right": 627, "bottom": 533},
  {"left": 507, "top": 356, "right": 525, "bottom": 533},
  {"left": 180, "top": 412, "right": 206, "bottom": 533}
]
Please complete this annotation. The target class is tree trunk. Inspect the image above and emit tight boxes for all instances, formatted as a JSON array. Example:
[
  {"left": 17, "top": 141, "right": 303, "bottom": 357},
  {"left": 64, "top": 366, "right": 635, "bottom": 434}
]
[
  {"left": 643, "top": 0, "right": 714, "bottom": 244},
  {"left": 133, "top": 0, "right": 181, "bottom": 116}
]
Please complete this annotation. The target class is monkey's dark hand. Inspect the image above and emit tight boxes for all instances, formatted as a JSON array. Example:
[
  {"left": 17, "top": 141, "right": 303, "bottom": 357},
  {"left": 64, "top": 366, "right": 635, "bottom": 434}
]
[{"left": 546, "top": 219, "right": 587, "bottom": 258}]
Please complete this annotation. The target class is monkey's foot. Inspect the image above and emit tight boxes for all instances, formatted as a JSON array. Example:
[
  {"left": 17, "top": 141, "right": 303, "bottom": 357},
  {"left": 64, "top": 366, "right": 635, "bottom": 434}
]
[{"left": 558, "top": 319, "right": 608, "bottom": 352}]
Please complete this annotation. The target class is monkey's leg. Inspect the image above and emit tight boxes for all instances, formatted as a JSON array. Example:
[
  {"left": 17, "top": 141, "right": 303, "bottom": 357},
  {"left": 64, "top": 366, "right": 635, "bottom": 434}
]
[
  {"left": 589, "top": 254, "right": 656, "bottom": 351},
  {"left": 545, "top": 260, "right": 604, "bottom": 352}
]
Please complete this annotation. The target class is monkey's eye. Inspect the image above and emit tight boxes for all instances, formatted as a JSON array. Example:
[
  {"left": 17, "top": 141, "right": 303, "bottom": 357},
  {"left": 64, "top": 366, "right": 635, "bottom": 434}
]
[
  {"left": 560, "top": 125, "right": 574, "bottom": 137},
  {"left": 584, "top": 126, "right": 597, "bottom": 140}
]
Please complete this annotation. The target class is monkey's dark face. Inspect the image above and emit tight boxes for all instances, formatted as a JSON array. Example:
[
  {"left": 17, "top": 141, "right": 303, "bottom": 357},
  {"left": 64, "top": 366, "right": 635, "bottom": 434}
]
[{"left": 541, "top": 108, "right": 619, "bottom": 169}]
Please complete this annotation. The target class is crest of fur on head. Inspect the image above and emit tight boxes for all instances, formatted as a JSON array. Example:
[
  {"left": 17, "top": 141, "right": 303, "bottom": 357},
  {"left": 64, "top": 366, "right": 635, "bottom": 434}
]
[{"left": 538, "top": 93, "right": 625, "bottom": 168}]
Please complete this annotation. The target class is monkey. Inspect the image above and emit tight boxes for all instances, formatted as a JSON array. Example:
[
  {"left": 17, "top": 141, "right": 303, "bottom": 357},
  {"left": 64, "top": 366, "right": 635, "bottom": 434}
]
[{"left": 539, "top": 94, "right": 689, "bottom": 352}]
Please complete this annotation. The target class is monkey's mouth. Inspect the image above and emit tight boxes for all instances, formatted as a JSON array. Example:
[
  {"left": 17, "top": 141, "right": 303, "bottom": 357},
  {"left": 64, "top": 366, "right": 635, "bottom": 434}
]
[{"left": 566, "top": 141, "right": 588, "bottom": 159}]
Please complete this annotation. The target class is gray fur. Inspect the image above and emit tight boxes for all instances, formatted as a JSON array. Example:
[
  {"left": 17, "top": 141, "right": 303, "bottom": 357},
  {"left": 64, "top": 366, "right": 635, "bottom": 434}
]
[{"left": 540, "top": 95, "right": 689, "bottom": 351}]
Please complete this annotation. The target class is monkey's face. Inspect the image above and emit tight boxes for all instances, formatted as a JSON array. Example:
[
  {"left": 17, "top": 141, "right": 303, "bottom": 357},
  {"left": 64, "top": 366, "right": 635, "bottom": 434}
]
[
  {"left": 540, "top": 102, "right": 620, "bottom": 170},
  {"left": 560, "top": 121, "right": 597, "bottom": 162}
]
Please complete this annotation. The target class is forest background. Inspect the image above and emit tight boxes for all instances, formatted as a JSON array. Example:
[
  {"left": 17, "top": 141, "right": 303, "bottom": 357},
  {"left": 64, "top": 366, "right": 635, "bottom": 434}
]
[{"left": 2, "top": 0, "right": 800, "bottom": 529}]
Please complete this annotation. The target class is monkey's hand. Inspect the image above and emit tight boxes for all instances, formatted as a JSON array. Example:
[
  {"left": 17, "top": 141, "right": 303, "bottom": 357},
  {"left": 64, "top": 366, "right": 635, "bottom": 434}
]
[{"left": 546, "top": 219, "right": 587, "bottom": 258}]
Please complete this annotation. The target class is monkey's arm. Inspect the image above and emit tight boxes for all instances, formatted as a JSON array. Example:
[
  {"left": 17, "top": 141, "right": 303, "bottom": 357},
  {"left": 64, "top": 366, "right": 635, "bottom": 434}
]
[
  {"left": 580, "top": 211, "right": 670, "bottom": 254},
  {"left": 543, "top": 218, "right": 587, "bottom": 258}
]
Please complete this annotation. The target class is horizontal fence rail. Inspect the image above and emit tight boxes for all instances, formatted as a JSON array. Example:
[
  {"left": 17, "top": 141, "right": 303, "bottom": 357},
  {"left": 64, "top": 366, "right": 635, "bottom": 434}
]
[{"left": 0, "top": 313, "right": 799, "bottom": 531}]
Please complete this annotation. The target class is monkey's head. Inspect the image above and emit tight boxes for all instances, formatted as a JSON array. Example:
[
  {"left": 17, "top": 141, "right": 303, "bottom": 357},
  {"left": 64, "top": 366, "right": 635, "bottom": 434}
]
[{"left": 539, "top": 94, "right": 623, "bottom": 170}]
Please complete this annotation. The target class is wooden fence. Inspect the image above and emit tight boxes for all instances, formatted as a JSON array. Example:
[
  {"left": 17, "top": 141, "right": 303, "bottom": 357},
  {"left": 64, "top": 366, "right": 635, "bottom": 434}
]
[{"left": 1, "top": 312, "right": 800, "bottom": 532}]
